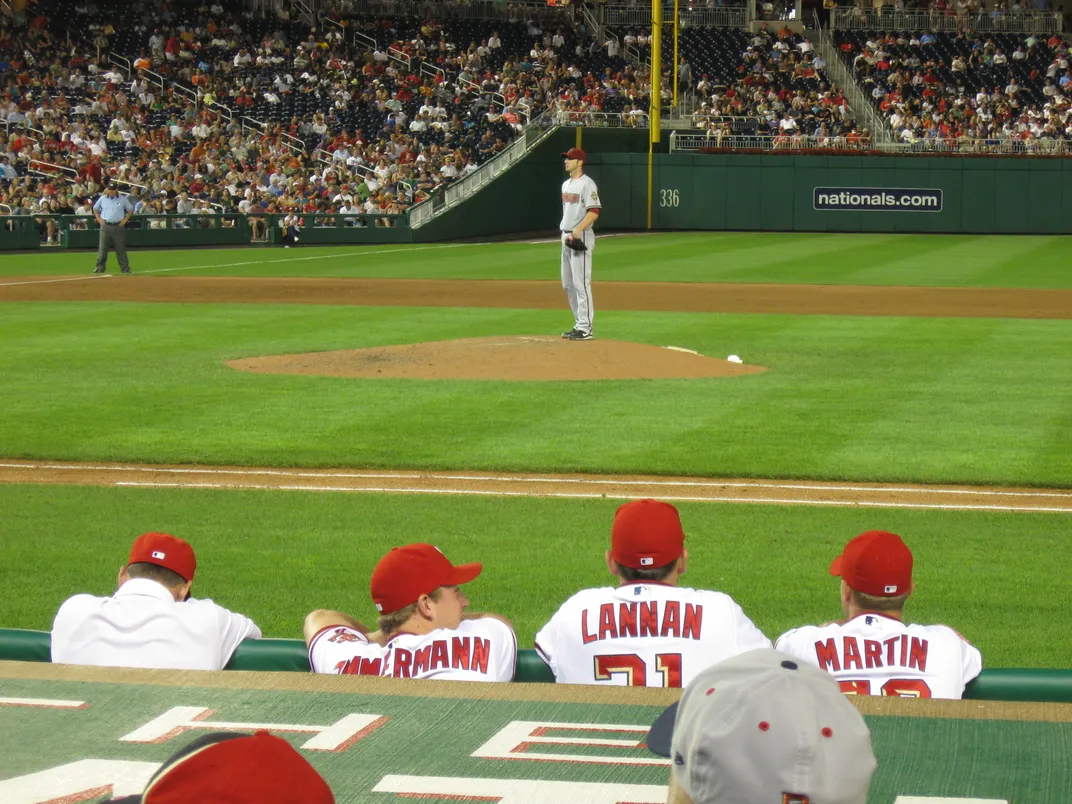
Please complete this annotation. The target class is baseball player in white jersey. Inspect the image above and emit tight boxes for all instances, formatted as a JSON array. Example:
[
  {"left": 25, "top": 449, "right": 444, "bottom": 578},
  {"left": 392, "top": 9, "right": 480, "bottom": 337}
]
[
  {"left": 305, "top": 543, "right": 517, "bottom": 681},
  {"left": 535, "top": 499, "right": 772, "bottom": 688},
  {"left": 776, "top": 530, "right": 983, "bottom": 699},
  {"left": 51, "top": 532, "right": 261, "bottom": 671},
  {"left": 559, "top": 147, "right": 601, "bottom": 340}
]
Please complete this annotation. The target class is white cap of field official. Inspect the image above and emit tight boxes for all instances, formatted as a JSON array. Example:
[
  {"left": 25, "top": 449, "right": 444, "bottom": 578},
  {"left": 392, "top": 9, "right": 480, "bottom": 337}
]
[{"left": 647, "top": 649, "right": 876, "bottom": 804}]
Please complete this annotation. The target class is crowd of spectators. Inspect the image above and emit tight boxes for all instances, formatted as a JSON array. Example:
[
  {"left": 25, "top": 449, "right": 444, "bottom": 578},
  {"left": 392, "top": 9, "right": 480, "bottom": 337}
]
[
  {"left": 688, "top": 24, "right": 864, "bottom": 145},
  {"left": 3, "top": 0, "right": 1070, "bottom": 242},
  {"left": 839, "top": 0, "right": 1062, "bottom": 29},
  {"left": 839, "top": 28, "right": 1071, "bottom": 148},
  {"left": 0, "top": 1, "right": 603, "bottom": 238}
]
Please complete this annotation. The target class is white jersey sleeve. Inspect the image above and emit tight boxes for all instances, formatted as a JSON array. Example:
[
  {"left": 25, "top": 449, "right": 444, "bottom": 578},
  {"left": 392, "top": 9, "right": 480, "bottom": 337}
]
[
  {"left": 308, "top": 625, "right": 387, "bottom": 676},
  {"left": 776, "top": 613, "right": 983, "bottom": 699},
  {"left": 201, "top": 598, "right": 262, "bottom": 667},
  {"left": 535, "top": 584, "right": 771, "bottom": 688},
  {"left": 581, "top": 175, "right": 601, "bottom": 212}
]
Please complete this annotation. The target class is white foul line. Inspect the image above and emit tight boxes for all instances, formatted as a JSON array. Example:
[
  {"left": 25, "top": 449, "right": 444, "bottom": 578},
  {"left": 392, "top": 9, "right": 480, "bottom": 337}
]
[
  {"left": 109, "top": 480, "right": 1072, "bottom": 513},
  {"left": 0, "top": 243, "right": 477, "bottom": 288},
  {"left": 2, "top": 462, "right": 1070, "bottom": 501}
]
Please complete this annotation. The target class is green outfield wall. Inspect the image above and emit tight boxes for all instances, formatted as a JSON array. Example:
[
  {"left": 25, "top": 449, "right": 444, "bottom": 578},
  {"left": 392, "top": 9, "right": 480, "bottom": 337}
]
[
  {"left": 430, "top": 128, "right": 1072, "bottom": 236},
  {"left": 4, "top": 128, "right": 1070, "bottom": 249}
]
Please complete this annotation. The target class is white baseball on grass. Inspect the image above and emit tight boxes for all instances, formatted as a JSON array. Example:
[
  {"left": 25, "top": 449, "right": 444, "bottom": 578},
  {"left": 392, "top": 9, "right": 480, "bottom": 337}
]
[{"left": 727, "top": 354, "right": 743, "bottom": 364}]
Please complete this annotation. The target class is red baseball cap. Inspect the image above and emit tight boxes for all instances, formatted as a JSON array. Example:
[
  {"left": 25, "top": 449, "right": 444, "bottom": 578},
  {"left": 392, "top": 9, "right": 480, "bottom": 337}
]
[
  {"left": 561, "top": 147, "right": 587, "bottom": 162},
  {"left": 370, "top": 543, "right": 482, "bottom": 614},
  {"left": 128, "top": 533, "right": 196, "bottom": 582},
  {"left": 610, "top": 499, "right": 685, "bottom": 570},
  {"left": 132, "top": 730, "right": 334, "bottom": 804},
  {"left": 829, "top": 530, "right": 913, "bottom": 597}
]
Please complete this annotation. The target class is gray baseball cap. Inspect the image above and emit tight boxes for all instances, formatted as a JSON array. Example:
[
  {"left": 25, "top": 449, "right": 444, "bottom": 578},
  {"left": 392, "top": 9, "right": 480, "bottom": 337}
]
[{"left": 647, "top": 649, "right": 876, "bottom": 804}]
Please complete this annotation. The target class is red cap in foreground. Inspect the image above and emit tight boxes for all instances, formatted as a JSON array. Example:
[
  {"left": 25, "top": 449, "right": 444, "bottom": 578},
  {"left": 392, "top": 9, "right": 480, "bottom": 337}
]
[{"left": 140, "top": 731, "right": 334, "bottom": 804}]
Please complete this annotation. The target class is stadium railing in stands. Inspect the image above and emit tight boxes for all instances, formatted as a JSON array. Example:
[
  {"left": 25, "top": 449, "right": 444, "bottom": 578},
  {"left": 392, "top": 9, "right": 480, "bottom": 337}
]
[
  {"left": 670, "top": 132, "right": 875, "bottom": 151},
  {"left": 319, "top": 0, "right": 570, "bottom": 24},
  {"left": 830, "top": 7, "right": 1063, "bottom": 33},
  {"left": 552, "top": 111, "right": 650, "bottom": 128},
  {"left": 603, "top": 2, "right": 749, "bottom": 29},
  {"left": 1, "top": 628, "right": 1070, "bottom": 702},
  {"left": 669, "top": 132, "right": 1071, "bottom": 155},
  {"left": 815, "top": 26, "right": 892, "bottom": 143},
  {"left": 409, "top": 112, "right": 559, "bottom": 229}
]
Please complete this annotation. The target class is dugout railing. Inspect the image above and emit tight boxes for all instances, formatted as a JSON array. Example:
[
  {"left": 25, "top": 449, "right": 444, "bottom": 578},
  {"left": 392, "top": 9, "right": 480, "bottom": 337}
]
[
  {"left": 0, "top": 213, "right": 413, "bottom": 251},
  {"left": 0, "top": 628, "right": 1069, "bottom": 703}
]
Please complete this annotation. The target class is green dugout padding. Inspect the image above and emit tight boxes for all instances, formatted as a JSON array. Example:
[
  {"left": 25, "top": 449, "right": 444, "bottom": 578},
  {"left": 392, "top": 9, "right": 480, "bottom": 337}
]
[
  {"left": 3, "top": 628, "right": 1069, "bottom": 701},
  {"left": 0, "top": 213, "right": 414, "bottom": 250}
]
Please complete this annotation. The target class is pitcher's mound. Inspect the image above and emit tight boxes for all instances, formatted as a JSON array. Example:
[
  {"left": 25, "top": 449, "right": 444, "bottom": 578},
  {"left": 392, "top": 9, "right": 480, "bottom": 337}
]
[{"left": 227, "top": 337, "right": 767, "bottom": 381}]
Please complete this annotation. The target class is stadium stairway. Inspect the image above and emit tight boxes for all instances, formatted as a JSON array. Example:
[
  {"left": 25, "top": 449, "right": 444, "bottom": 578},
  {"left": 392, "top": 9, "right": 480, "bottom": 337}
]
[{"left": 1, "top": 628, "right": 1070, "bottom": 702}]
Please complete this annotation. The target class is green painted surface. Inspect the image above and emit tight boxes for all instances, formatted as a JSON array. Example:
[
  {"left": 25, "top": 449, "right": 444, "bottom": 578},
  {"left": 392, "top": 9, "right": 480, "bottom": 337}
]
[{"left": 0, "top": 676, "right": 1068, "bottom": 802}]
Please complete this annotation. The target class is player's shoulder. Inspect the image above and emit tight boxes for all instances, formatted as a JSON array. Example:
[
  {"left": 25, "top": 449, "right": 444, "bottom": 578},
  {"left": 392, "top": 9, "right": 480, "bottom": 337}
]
[
  {"left": 54, "top": 593, "right": 104, "bottom": 619},
  {"left": 454, "top": 617, "right": 516, "bottom": 640},
  {"left": 775, "top": 623, "right": 826, "bottom": 646},
  {"left": 310, "top": 625, "right": 370, "bottom": 651},
  {"left": 184, "top": 596, "right": 246, "bottom": 619},
  {"left": 553, "top": 586, "right": 618, "bottom": 608},
  {"left": 673, "top": 585, "right": 745, "bottom": 608},
  {"left": 908, "top": 621, "right": 975, "bottom": 644}
]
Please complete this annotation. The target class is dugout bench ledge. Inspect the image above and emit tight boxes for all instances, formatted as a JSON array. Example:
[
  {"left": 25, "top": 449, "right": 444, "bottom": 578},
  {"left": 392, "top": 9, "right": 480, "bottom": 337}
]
[{"left": 1, "top": 629, "right": 1069, "bottom": 703}]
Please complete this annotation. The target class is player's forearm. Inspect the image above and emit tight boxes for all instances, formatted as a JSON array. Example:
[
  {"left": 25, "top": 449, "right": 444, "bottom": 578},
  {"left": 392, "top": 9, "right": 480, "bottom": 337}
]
[
  {"left": 303, "top": 609, "right": 370, "bottom": 643},
  {"left": 574, "top": 210, "right": 599, "bottom": 233}
]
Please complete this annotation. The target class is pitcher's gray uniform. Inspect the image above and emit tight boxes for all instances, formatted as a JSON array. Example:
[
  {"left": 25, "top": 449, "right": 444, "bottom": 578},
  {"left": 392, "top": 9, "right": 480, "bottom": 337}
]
[{"left": 559, "top": 148, "right": 601, "bottom": 339}]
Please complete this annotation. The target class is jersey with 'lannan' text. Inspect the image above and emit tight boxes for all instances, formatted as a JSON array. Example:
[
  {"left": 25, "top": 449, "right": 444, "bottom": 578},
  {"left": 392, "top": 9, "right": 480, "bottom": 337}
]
[{"left": 534, "top": 582, "right": 771, "bottom": 687}]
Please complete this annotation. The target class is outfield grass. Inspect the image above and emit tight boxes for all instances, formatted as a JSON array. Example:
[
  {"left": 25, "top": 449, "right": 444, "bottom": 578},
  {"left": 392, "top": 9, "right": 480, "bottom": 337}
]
[
  {"left": 2, "top": 235, "right": 1070, "bottom": 671},
  {"left": 2, "top": 301, "right": 1071, "bottom": 485},
  {"left": 1, "top": 484, "right": 1067, "bottom": 669},
  {"left": 2, "top": 233, "right": 1072, "bottom": 288}
]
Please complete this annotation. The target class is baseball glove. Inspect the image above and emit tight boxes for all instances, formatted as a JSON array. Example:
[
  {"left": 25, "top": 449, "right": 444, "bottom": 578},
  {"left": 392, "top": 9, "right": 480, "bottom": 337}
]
[{"left": 564, "top": 235, "right": 587, "bottom": 252}]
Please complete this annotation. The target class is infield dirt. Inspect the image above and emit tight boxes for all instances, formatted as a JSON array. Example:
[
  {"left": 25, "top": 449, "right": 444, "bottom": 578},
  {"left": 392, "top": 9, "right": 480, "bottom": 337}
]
[{"left": 3, "top": 276, "right": 1072, "bottom": 319}]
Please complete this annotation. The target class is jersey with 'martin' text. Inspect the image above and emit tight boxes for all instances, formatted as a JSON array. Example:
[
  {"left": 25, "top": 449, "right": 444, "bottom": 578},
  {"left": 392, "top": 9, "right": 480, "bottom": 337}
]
[
  {"left": 534, "top": 583, "right": 771, "bottom": 687},
  {"left": 309, "top": 618, "right": 517, "bottom": 681},
  {"left": 775, "top": 612, "right": 982, "bottom": 699}
]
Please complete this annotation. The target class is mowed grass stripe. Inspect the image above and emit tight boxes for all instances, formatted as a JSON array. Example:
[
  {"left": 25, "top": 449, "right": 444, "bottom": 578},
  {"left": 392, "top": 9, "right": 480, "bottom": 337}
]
[
  {"left": 2, "top": 234, "right": 1072, "bottom": 287},
  {"left": 1, "top": 484, "right": 1067, "bottom": 668},
  {"left": 2, "top": 303, "right": 1072, "bottom": 486}
]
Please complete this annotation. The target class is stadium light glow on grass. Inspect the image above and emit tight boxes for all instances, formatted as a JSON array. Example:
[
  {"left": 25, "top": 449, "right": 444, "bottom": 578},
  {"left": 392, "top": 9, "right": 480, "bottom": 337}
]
[
  {"left": 2, "top": 233, "right": 1072, "bottom": 287},
  {"left": 1, "top": 302, "right": 1070, "bottom": 485}
]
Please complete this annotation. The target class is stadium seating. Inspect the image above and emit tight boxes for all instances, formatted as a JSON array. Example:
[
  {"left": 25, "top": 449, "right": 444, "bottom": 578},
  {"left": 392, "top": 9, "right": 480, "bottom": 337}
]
[
  {"left": 680, "top": 27, "right": 857, "bottom": 137},
  {"left": 833, "top": 29, "right": 1071, "bottom": 147}
]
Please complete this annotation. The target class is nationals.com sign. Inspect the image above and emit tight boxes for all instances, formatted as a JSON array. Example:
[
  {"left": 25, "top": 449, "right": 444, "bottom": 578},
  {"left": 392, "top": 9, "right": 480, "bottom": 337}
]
[{"left": 814, "top": 187, "right": 944, "bottom": 212}]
